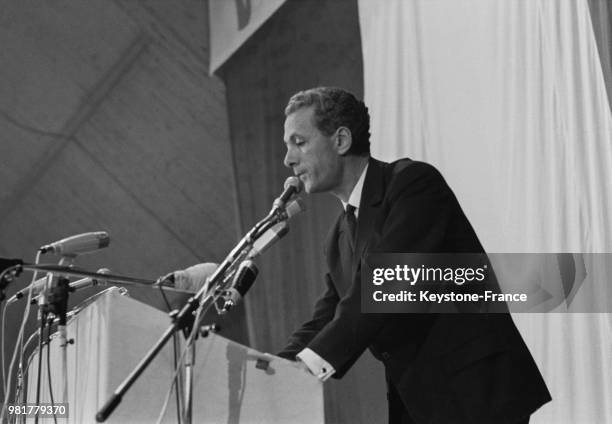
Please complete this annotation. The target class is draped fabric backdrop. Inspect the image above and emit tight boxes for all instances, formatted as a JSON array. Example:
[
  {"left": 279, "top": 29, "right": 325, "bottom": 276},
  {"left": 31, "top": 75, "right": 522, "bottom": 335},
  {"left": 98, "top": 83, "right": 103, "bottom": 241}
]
[
  {"left": 359, "top": 0, "right": 612, "bottom": 422},
  {"left": 588, "top": 0, "right": 612, "bottom": 106}
]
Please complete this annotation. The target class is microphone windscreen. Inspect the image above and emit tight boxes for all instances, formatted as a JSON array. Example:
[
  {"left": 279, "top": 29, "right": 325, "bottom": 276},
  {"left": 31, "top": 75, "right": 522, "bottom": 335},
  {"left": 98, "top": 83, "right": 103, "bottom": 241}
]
[
  {"left": 98, "top": 233, "right": 111, "bottom": 249},
  {"left": 173, "top": 262, "right": 219, "bottom": 292},
  {"left": 41, "top": 231, "right": 110, "bottom": 255},
  {"left": 283, "top": 176, "right": 302, "bottom": 194}
]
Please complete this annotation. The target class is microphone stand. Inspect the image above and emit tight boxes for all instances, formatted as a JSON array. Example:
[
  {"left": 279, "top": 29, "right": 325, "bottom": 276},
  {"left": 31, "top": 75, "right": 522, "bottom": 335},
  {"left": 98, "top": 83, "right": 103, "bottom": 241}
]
[
  {"left": 32, "top": 255, "right": 73, "bottom": 424},
  {"left": 3, "top": 263, "right": 199, "bottom": 422},
  {"left": 182, "top": 340, "right": 195, "bottom": 423},
  {"left": 95, "top": 206, "right": 291, "bottom": 423},
  {"left": 12, "top": 264, "right": 158, "bottom": 287},
  {"left": 4, "top": 264, "right": 184, "bottom": 407}
]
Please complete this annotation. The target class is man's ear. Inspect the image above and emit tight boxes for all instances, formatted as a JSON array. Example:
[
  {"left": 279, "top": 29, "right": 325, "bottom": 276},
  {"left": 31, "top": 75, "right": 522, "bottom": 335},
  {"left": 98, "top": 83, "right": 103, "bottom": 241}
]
[{"left": 335, "top": 126, "right": 352, "bottom": 155}]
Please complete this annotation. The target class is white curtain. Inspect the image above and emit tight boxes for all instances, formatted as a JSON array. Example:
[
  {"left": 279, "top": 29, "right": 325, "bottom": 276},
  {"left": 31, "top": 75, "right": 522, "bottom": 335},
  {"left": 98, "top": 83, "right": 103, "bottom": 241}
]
[{"left": 358, "top": 0, "right": 612, "bottom": 422}]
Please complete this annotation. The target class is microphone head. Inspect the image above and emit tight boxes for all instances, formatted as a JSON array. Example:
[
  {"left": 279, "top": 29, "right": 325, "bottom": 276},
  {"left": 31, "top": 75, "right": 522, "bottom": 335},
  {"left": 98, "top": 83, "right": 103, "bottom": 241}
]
[
  {"left": 40, "top": 231, "right": 110, "bottom": 255},
  {"left": 69, "top": 268, "right": 112, "bottom": 291},
  {"left": 173, "top": 262, "right": 219, "bottom": 292},
  {"left": 229, "top": 260, "right": 259, "bottom": 296},
  {"left": 248, "top": 221, "right": 290, "bottom": 259},
  {"left": 274, "top": 222, "right": 290, "bottom": 239},
  {"left": 284, "top": 176, "right": 302, "bottom": 194},
  {"left": 98, "top": 233, "right": 111, "bottom": 249},
  {"left": 237, "top": 259, "right": 259, "bottom": 279},
  {"left": 222, "top": 260, "right": 259, "bottom": 312},
  {"left": 92, "top": 267, "right": 112, "bottom": 286}
]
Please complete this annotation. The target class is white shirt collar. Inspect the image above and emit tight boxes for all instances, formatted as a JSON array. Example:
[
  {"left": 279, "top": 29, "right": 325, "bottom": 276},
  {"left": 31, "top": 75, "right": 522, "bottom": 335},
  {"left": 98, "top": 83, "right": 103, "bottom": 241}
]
[{"left": 341, "top": 162, "right": 369, "bottom": 217}]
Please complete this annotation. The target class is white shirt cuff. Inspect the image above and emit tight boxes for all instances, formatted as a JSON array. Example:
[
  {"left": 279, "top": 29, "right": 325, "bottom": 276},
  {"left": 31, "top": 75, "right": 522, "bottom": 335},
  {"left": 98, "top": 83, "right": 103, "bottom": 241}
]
[{"left": 296, "top": 348, "right": 335, "bottom": 381}]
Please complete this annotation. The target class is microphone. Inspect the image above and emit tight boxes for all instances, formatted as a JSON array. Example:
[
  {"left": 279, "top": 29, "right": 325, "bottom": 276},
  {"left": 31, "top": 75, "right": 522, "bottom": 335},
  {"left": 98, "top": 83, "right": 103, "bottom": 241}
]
[
  {"left": 7, "top": 268, "right": 111, "bottom": 304},
  {"left": 157, "top": 262, "right": 219, "bottom": 292},
  {"left": 272, "top": 177, "right": 302, "bottom": 210},
  {"left": 69, "top": 268, "right": 112, "bottom": 291},
  {"left": 284, "top": 198, "right": 306, "bottom": 219},
  {"left": 249, "top": 198, "right": 305, "bottom": 258},
  {"left": 155, "top": 196, "right": 304, "bottom": 294},
  {"left": 39, "top": 231, "right": 110, "bottom": 256},
  {"left": 222, "top": 260, "right": 258, "bottom": 312},
  {"left": 248, "top": 221, "right": 289, "bottom": 259}
]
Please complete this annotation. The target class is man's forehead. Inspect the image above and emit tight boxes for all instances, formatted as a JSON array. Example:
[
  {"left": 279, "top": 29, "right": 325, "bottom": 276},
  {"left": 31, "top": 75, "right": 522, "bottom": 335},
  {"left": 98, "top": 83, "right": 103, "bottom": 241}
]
[{"left": 284, "top": 106, "right": 315, "bottom": 140}]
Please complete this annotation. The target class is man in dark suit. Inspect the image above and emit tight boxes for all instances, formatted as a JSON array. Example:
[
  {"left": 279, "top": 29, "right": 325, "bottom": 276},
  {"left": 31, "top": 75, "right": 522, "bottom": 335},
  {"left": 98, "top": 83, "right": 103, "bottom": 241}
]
[{"left": 277, "top": 87, "right": 551, "bottom": 423}]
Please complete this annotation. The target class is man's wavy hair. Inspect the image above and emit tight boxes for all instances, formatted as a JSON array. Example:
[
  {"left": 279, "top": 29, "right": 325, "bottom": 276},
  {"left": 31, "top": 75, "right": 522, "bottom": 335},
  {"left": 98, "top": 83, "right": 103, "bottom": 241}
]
[{"left": 284, "top": 87, "right": 370, "bottom": 156}]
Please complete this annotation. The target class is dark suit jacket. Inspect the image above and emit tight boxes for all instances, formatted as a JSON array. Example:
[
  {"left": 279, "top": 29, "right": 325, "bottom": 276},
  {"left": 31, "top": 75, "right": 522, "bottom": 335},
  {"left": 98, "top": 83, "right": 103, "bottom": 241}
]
[{"left": 279, "top": 158, "right": 551, "bottom": 423}]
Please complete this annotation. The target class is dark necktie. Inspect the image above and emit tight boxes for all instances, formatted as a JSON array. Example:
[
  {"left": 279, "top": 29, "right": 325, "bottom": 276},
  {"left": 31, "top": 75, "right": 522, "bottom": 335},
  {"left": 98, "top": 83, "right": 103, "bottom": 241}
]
[
  {"left": 344, "top": 204, "right": 357, "bottom": 253},
  {"left": 339, "top": 204, "right": 358, "bottom": 287}
]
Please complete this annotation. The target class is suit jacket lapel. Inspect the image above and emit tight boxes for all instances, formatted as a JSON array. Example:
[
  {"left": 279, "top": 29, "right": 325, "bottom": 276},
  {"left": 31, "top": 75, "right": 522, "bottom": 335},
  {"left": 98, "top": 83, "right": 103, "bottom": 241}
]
[
  {"left": 325, "top": 212, "right": 346, "bottom": 293},
  {"left": 352, "top": 158, "right": 386, "bottom": 279}
]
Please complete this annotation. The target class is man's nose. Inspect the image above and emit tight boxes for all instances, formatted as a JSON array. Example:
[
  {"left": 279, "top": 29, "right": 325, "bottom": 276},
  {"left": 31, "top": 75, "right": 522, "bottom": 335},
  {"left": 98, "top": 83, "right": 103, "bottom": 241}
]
[{"left": 284, "top": 148, "right": 296, "bottom": 169}]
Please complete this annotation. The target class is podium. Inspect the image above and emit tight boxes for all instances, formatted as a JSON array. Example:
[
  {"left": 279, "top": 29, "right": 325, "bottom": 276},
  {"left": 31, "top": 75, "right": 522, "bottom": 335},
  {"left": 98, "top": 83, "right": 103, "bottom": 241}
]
[{"left": 26, "top": 287, "right": 324, "bottom": 423}]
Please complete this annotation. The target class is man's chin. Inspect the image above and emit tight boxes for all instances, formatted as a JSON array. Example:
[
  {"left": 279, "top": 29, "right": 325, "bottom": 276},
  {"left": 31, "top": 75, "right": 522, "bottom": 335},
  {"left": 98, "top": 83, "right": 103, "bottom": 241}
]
[
  {"left": 304, "top": 181, "right": 331, "bottom": 194},
  {"left": 302, "top": 178, "right": 328, "bottom": 194},
  {"left": 304, "top": 182, "right": 319, "bottom": 194}
]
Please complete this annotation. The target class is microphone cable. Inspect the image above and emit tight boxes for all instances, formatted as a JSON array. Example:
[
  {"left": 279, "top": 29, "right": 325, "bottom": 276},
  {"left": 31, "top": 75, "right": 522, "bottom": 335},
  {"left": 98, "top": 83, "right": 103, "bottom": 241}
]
[
  {"left": 0, "top": 300, "right": 7, "bottom": 400},
  {"left": 154, "top": 306, "right": 202, "bottom": 424},
  {"left": 46, "top": 321, "right": 58, "bottom": 424},
  {"left": 1, "top": 250, "right": 42, "bottom": 421},
  {"left": 34, "top": 310, "right": 46, "bottom": 424},
  {"left": 154, "top": 296, "right": 215, "bottom": 424}
]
